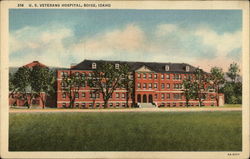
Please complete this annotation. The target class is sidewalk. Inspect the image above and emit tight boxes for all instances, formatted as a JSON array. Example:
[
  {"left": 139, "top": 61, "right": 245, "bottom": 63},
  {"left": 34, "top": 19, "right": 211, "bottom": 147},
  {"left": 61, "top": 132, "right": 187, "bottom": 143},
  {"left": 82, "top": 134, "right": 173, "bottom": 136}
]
[{"left": 9, "top": 107, "right": 242, "bottom": 113}]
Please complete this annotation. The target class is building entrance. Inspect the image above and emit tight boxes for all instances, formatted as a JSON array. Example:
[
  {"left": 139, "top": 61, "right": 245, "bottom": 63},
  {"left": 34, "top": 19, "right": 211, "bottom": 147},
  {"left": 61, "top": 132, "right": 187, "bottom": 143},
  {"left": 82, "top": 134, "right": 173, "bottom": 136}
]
[
  {"left": 143, "top": 94, "right": 147, "bottom": 103},
  {"left": 137, "top": 94, "right": 141, "bottom": 103},
  {"left": 148, "top": 94, "right": 153, "bottom": 103}
]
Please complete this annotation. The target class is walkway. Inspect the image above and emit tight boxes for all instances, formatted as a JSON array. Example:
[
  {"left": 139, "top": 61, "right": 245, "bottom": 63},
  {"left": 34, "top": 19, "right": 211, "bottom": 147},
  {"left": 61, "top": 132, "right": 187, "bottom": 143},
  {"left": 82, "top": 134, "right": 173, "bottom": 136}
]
[{"left": 9, "top": 107, "right": 242, "bottom": 113}]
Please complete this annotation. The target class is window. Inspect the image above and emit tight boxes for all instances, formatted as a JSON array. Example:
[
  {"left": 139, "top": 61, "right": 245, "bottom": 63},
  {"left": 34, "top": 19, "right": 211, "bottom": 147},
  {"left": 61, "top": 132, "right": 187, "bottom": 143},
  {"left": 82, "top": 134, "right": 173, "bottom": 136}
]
[
  {"left": 89, "top": 103, "right": 93, "bottom": 108},
  {"left": 174, "top": 94, "right": 182, "bottom": 100},
  {"left": 173, "top": 74, "right": 181, "bottom": 80},
  {"left": 61, "top": 82, "right": 68, "bottom": 87},
  {"left": 122, "top": 103, "right": 126, "bottom": 107},
  {"left": 82, "top": 92, "right": 86, "bottom": 98},
  {"left": 62, "top": 93, "right": 66, "bottom": 99},
  {"left": 210, "top": 95, "right": 215, "bottom": 99},
  {"left": 81, "top": 103, "right": 86, "bottom": 108},
  {"left": 82, "top": 82, "right": 86, "bottom": 87},
  {"left": 88, "top": 73, "right": 92, "bottom": 77},
  {"left": 122, "top": 93, "right": 125, "bottom": 99},
  {"left": 110, "top": 103, "right": 113, "bottom": 107},
  {"left": 96, "top": 93, "right": 100, "bottom": 98},
  {"left": 161, "top": 83, "right": 165, "bottom": 89},
  {"left": 137, "top": 83, "right": 141, "bottom": 88},
  {"left": 96, "top": 103, "right": 100, "bottom": 108},
  {"left": 143, "top": 74, "right": 146, "bottom": 79},
  {"left": 61, "top": 72, "right": 64, "bottom": 78},
  {"left": 161, "top": 94, "right": 165, "bottom": 100},
  {"left": 149, "top": 83, "right": 152, "bottom": 89},
  {"left": 116, "top": 103, "right": 120, "bottom": 107},
  {"left": 116, "top": 93, "right": 120, "bottom": 98},
  {"left": 186, "top": 66, "right": 190, "bottom": 72},
  {"left": 149, "top": 74, "right": 152, "bottom": 79},
  {"left": 167, "top": 103, "right": 171, "bottom": 107},
  {"left": 161, "top": 74, "right": 164, "bottom": 80},
  {"left": 174, "top": 84, "right": 181, "bottom": 89},
  {"left": 115, "top": 64, "right": 119, "bottom": 69},
  {"left": 90, "top": 93, "right": 96, "bottom": 98},
  {"left": 173, "top": 103, "right": 176, "bottom": 107},
  {"left": 202, "top": 94, "right": 206, "bottom": 100},
  {"left": 61, "top": 72, "right": 68, "bottom": 78},
  {"left": 92, "top": 63, "right": 96, "bottom": 69},
  {"left": 166, "top": 83, "right": 170, "bottom": 89},
  {"left": 166, "top": 74, "right": 170, "bottom": 79},
  {"left": 143, "top": 83, "right": 147, "bottom": 89},
  {"left": 179, "top": 84, "right": 183, "bottom": 89},
  {"left": 187, "top": 75, "right": 192, "bottom": 80},
  {"left": 137, "top": 73, "right": 141, "bottom": 78},
  {"left": 81, "top": 73, "right": 86, "bottom": 79},
  {"left": 75, "top": 103, "right": 79, "bottom": 108},
  {"left": 154, "top": 74, "right": 158, "bottom": 79},
  {"left": 165, "top": 65, "right": 169, "bottom": 71},
  {"left": 62, "top": 103, "right": 66, "bottom": 107},
  {"left": 154, "top": 83, "right": 158, "bottom": 88},
  {"left": 75, "top": 72, "right": 80, "bottom": 77},
  {"left": 75, "top": 92, "right": 79, "bottom": 98},
  {"left": 154, "top": 94, "right": 158, "bottom": 99},
  {"left": 166, "top": 93, "right": 170, "bottom": 99}
]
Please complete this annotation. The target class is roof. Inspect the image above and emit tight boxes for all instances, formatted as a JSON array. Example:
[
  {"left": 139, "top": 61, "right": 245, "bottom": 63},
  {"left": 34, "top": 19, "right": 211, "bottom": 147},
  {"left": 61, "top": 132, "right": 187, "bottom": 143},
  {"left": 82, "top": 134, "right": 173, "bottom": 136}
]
[
  {"left": 24, "top": 61, "right": 47, "bottom": 68},
  {"left": 71, "top": 59, "right": 197, "bottom": 73}
]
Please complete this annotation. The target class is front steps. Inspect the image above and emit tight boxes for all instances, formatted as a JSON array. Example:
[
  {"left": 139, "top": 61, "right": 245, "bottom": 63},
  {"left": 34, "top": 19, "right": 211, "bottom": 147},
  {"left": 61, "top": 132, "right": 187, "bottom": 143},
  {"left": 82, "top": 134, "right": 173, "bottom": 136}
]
[{"left": 139, "top": 103, "right": 157, "bottom": 108}]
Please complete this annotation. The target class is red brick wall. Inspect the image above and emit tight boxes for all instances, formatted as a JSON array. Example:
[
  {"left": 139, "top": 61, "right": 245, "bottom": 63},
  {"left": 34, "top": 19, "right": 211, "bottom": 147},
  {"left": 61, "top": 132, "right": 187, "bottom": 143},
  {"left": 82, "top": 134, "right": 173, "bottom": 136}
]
[
  {"left": 57, "top": 70, "right": 218, "bottom": 108},
  {"left": 57, "top": 70, "right": 131, "bottom": 108},
  {"left": 134, "top": 72, "right": 217, "bottom": 107}
]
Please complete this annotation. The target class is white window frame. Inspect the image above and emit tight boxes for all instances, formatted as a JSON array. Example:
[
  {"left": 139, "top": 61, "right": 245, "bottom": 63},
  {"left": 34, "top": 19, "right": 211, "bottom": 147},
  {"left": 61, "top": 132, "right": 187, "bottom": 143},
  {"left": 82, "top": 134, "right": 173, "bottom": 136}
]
[
  {"left": 154, "top": 83, "right": 158, "bottom": 88},
  {"left": 115, "top": 64, "right": 119, "bottom": 69},
  {"left": 92, "top": 63, "right": 97, "bottom": 69},
  {"left": 165, "top": 65, "right": 170, "bottom": 71}
]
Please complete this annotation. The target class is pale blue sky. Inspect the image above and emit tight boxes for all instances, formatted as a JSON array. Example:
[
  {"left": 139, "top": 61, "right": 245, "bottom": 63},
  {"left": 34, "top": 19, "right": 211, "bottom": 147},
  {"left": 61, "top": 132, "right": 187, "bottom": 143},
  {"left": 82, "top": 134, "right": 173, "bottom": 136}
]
[{"left": 9, "top": 9, "right": 242, "bottom": 71}]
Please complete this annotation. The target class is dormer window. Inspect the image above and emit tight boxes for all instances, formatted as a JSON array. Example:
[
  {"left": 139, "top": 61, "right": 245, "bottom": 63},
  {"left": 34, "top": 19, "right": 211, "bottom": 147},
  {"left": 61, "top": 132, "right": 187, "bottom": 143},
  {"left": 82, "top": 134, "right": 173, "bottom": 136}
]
[
  {"left": 92, "top": 63, "right": 96, "bottom": 69},
  {"left": 165, "top": 65, "right": 170, "bottom": 71},
  {"left": 115, "top": 63, "right": 119, "bottom": 69},
  {"left": 186, "top": 66, "right": 190, "bottom": 72}
]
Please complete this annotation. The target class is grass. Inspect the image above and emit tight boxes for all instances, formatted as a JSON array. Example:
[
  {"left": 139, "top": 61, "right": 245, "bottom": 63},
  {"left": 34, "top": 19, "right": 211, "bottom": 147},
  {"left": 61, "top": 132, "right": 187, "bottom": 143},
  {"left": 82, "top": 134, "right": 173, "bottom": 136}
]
[
  {"left": 9, "top": 111, "right": 242, "bottom": 151},
  {"left": 222, "top": 104, "right": 242, "bottom": 108}
]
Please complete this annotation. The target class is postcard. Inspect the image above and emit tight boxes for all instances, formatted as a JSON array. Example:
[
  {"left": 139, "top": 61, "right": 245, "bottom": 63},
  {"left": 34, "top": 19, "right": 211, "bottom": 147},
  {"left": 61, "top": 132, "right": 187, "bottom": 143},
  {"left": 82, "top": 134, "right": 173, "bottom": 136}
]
[{"left": 0, "top": 0, "right": 249, "bottom": 158}]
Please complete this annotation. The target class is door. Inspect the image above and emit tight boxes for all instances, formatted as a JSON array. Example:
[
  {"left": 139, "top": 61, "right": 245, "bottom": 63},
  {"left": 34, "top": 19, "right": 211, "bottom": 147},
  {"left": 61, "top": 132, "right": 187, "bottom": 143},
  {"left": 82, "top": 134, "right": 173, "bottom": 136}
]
[
  {"left": 137, "top": 94, "right": 141, "bottom": 103},
  {"left": 143, "top": 94, "right": 147, "bottom": 103},
  {"left": 149, "top": 94, "right": 153, "bottom": 103}
]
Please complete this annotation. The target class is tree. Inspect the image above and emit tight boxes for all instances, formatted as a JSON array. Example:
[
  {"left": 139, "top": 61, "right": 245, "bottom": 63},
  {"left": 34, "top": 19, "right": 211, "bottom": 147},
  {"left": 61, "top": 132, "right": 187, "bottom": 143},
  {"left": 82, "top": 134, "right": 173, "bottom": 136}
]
[
  {"left": 221, "top": 63, "right": 242, "bottom": 104},
  {"left": 221, "top": 81, "right": 242, "bottom": 104},
  {"left": 30, "top": 65, "right": 55, "bottom": 109},
  {"left": 226, "top": 62, "right": 240, "bottom": 83},
  {"left": 88, "top": 62, "right": 129, "bottom": 108},
  {"left": 121, "top": 65, "right": 134, "bottom": 108},
  {"left": 182, "top": 77, "right": 196, "bottom": 107},
  {"left": 9, "top": 73, "right": 15, "bottom": 97},
  {"left": 61, "top": 71, "right": 85, "bottom": 108},
  {"left": 12, "top": 67, "right": 31, "bottom": 108},
  {"left": 210, "top": 67, "right": 225, "bottom": 106},
  {"left": 193, "top": 68, "right": 208, "bottom": 107}
]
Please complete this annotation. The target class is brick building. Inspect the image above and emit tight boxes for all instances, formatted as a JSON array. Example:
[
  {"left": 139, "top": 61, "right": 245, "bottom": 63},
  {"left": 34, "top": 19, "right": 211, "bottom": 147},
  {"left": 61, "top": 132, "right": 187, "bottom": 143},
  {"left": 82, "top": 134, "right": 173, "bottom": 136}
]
[
  {"left": 56, "top": 60, "right": 224, "bottom": 108},
  {"left": 9, "top": 61, "right": 47, "bottom": 107}
]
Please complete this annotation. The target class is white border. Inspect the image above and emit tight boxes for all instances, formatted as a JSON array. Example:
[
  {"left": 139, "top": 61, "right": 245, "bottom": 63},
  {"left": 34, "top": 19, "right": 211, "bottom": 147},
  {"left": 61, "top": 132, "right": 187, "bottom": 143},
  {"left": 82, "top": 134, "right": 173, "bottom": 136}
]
[{"left": 1, "top": 1, "right": 249, "bottom": 158}]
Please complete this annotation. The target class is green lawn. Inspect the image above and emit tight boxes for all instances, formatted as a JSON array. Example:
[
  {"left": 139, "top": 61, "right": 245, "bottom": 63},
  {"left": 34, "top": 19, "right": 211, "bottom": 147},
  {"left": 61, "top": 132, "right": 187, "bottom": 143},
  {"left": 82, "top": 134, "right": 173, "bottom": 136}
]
[
  {"left": 9, "top": 111, "right": 242, "bottom": 151},
  {"left": 222, "top": 104, "right": 242, "bottom": 108}
]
